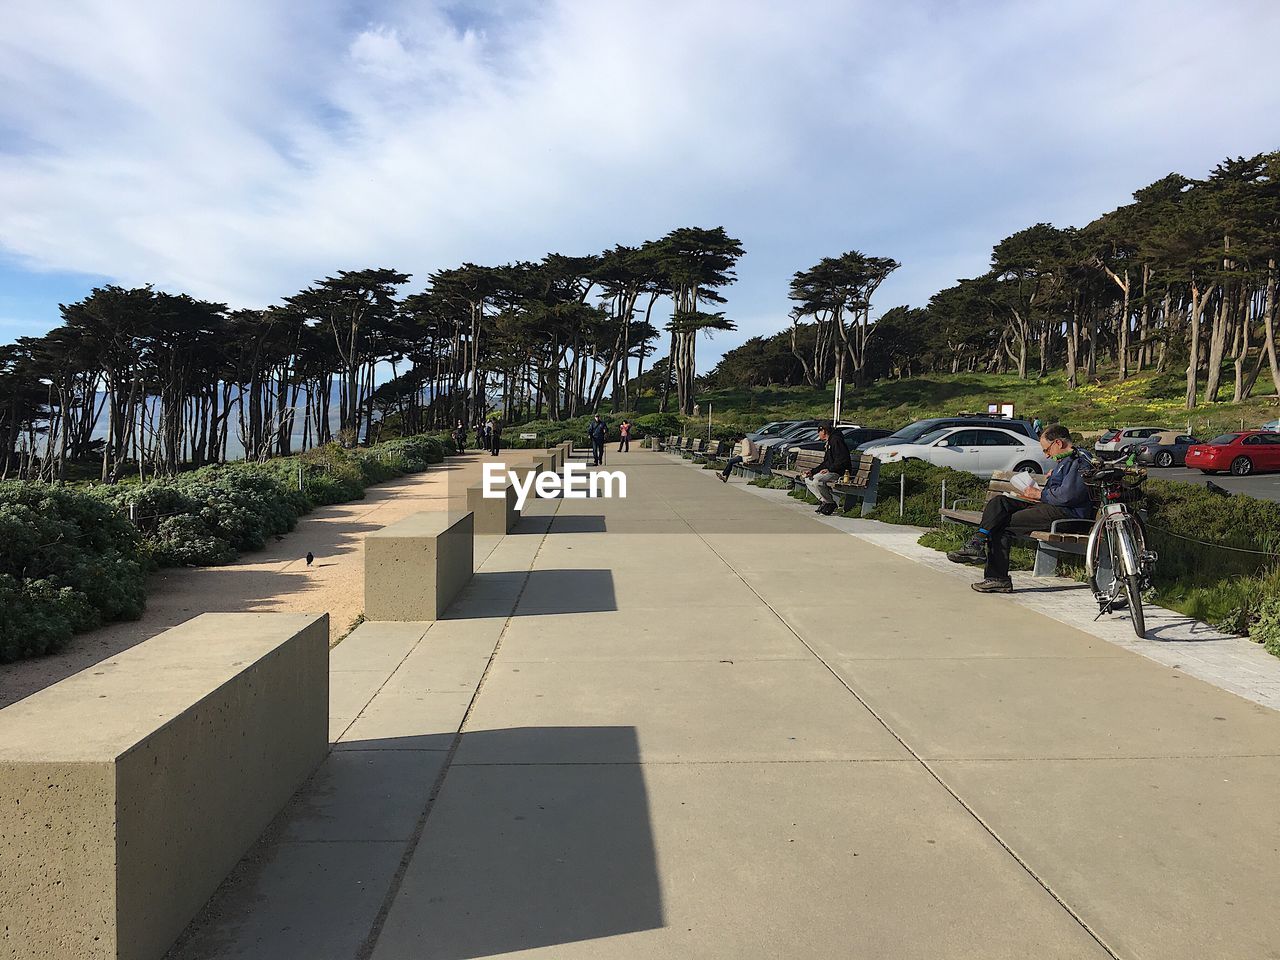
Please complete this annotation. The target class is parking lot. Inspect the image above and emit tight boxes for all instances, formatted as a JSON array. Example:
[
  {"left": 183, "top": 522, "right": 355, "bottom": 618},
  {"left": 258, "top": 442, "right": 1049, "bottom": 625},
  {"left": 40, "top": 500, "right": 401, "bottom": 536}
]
[{"left": 1143, "top": 466, "right": 1280, "bottom": 503}]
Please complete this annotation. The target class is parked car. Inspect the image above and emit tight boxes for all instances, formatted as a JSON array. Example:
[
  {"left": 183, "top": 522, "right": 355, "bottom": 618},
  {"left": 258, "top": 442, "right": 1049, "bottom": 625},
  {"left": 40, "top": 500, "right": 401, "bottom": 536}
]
[
  {"left": 858, "top": 415, "right": 1036, "bottom": 452},
  {"left": 773, "top": 422, "right": 878, "bottom": 459},
  {"left": 746, "top": 420, "right": 806, "bottom": 442},
  {"left": 1132, "top": 431, "right": 1202, "bottom": 468},
  {"left": 1186, "top": 431, "right": 1280, "bottom": 476},
  {"left": 1094, "top": 426, "right": 1169, "bottom": 461},
  {"left": 1262, "top": 419, "right": 1280, "bottom": 431},
  {"left": 870, "top": 426, "right": 1051, "bottom": 477},
  {"left": 758, "top": 421, "right": 825, "bottom": 450},
  {"left": 789, "top": 426, "right": 893, "bottom": 457}
]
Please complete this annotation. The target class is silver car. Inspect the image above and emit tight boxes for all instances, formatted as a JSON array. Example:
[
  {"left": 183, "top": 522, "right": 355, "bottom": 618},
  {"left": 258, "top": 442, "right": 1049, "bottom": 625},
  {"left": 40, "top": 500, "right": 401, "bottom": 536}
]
[{"left": 1095, "top": 426, "right": 1169, "bottom": 461}]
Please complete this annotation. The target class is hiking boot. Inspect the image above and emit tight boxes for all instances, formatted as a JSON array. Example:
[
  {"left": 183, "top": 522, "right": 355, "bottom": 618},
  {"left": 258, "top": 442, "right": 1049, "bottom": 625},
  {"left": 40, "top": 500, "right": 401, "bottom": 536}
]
[
  {"left": 971, "top": 578, "right": 1013, "bottom": 594},
  {"left": 818, "top": 502, "right": 837, "bottom": 515},
  {"left": 946, "top": 536, "right": 987, "bottom": 565}
]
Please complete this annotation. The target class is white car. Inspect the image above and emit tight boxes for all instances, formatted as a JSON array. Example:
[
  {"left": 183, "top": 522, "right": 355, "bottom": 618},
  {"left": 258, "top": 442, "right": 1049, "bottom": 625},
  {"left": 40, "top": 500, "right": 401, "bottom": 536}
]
[
  {"left": 1262, "top": 419, "right": 1280, "bottom": 432},
  {"left": 871, "top": 426, "right": 1051, "bottom": 476}
]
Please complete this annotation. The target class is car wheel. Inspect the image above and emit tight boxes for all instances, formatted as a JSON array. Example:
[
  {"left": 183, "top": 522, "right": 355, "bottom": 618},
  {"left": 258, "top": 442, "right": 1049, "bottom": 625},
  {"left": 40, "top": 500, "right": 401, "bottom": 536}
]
[
  {"left": 1155, "top": 451, "right": 1173, "bottom": 467},
  {"left": 1013, "top": 461, "right": 1040, "bottom": 474},
  {"left": 1230, "top": 456, "right": 1253, "bottom": 477}
]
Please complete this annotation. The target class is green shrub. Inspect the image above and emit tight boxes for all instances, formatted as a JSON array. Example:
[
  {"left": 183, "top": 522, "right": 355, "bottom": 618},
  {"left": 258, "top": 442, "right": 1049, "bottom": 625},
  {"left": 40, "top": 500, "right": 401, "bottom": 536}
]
[
  {"left": 0, "top": 484, "right": 146, "bottom": 662},
  {"left": 633, "top": 412, "right": 682, "bottom": 439}
]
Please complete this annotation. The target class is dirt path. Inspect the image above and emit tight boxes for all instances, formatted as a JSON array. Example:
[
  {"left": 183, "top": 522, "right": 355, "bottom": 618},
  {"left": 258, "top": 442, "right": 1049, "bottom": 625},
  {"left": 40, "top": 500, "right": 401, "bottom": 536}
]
[{"left": 0, "top": 457, "right": 488, "bottom": 709}]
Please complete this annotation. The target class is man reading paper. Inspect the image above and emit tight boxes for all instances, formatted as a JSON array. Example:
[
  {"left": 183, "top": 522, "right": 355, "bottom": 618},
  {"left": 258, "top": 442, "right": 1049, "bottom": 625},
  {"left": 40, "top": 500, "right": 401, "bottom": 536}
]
[{"left": 947, "top": 424, "right": 1094, "bottom": 593}]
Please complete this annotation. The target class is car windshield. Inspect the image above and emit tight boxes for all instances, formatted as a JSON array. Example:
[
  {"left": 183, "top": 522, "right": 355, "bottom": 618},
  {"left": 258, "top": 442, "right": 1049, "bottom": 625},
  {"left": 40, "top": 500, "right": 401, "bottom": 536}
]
[
  {"left": 915, "top": 428, "right": 952, "bottom": 445},
  {"left": 886, "top": 421, "right": 944, "bottom": 443},
  {"left": 1208, "top": 434, "right": 1241, "bottom": 445}
]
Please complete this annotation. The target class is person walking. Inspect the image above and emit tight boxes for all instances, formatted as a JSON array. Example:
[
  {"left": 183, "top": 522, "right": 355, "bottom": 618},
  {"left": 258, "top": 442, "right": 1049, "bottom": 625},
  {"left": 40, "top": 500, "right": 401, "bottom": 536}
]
[
  {"left": 475, "top": 422, "right": 487, "bottom": 450},
  {"left": 489, "top": 420, "right": 502, "bottom": 457},
  {"left": 617, "top": 419, "right": 631, "bottom": 453},
  {"left": 451, "top": 420, "right": 467, "bottom": 453},
  {"left": 587, "top": 414, "right": 607, "bottom": 466}
]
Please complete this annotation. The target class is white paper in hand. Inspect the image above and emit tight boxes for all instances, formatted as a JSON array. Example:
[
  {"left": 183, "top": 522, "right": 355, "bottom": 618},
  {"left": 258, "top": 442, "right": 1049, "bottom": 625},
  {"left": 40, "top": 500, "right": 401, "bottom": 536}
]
[{"left": 1009, "top": 471, "right": 1037, "bottom": 494}]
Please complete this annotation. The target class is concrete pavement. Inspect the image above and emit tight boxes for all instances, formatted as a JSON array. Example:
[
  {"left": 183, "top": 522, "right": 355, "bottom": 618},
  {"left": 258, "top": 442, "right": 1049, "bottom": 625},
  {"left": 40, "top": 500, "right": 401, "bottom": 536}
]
[{"left": 169, "top": 448, "right": 1280, "bottom": 960}]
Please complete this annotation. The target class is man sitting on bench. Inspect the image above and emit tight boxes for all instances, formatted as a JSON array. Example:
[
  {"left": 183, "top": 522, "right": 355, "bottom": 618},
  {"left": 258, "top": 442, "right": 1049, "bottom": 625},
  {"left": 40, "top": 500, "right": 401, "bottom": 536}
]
[
  {"left": 805, "top": 421, "right": 851, "bottom": 516},
  {"left": 947, "top": 423, "right": 1094, "bottom": 593},
  {"left": 718, "top": 435, "right": 762, "bottom": 482}
]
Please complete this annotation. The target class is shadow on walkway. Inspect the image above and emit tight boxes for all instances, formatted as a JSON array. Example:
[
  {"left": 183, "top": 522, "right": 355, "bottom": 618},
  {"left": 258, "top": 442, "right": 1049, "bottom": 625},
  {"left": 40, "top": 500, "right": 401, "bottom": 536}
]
[{"left": 167, "top": 726, "right": 663, "bottom": 960}]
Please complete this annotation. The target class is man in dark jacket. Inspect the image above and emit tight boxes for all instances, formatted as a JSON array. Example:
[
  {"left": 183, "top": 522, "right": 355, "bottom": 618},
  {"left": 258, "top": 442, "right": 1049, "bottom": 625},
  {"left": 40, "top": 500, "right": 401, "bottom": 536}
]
[
  {"left": 489, "top": 420, "right": 502, "bottom": 456},
  {"left": 587, "top": 415, "right": 607, "bottom": 466},
  {"left": 948, "top": 423, "right": 1094, "bottom": 593},
  {"left": 804, "top": 421, "right": 852, "bottom": 516}
]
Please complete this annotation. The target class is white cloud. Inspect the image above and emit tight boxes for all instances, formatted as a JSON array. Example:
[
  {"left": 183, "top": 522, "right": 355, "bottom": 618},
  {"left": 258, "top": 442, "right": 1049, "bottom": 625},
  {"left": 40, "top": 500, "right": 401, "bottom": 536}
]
[{"left": 1, "top": 0, "right": 1279, "bottom": 364}]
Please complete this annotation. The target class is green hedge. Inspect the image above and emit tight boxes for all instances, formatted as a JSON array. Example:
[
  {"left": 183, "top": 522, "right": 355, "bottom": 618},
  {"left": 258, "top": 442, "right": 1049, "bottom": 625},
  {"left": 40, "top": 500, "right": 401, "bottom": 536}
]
[
  {"left": 0, "top": 433, "right": 446, "bottom": 662},
  {"left": 0, "top": 485, "right": 147, "bottom": 662}
]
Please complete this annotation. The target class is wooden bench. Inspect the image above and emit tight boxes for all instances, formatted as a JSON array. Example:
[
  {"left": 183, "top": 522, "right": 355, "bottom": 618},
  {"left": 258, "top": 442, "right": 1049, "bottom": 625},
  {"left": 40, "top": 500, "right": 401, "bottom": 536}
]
[
  {"left": 772, "top": 448, "right": 825, "bottom": 484},
  {"left": 733, "top": 444, "right": 777, "bottom": 479},
  {"left": 693, "top": 440, "right": 729, "bottom": 463},
  {"left": 939, "top": 472, "right": 1094, "bottom": 576},
  {"left": 681, "top": 438, "right": 706, "bottom": 458},
  {"left": 830, "top": 454, "right": 882, "bottom": 516},
  {"left": 775, "top": 451, "right": 882, "bottom": 516}
]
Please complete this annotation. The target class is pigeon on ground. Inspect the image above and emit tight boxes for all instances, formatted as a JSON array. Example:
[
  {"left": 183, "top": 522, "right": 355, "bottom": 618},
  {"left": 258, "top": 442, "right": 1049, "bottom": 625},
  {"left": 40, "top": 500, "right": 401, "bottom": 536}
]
[
  {"left": 1205, "top": 481, "right": 1230, "bottom": 497},
  {"left": 306, "top": 552, "right": 314, "bottom": 566}
]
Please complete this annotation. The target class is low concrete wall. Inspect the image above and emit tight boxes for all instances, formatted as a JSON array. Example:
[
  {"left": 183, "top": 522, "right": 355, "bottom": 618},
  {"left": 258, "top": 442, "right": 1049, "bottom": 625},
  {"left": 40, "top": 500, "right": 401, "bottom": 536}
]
[
  {"left": 365, "top": 511, "right": 475, "bottom": 619},
  {"left": 0, "top": 612, "right": 328, "bottom": 960},
  {"left": 467, "top": 478, "right": 518, "bottom": 535}
]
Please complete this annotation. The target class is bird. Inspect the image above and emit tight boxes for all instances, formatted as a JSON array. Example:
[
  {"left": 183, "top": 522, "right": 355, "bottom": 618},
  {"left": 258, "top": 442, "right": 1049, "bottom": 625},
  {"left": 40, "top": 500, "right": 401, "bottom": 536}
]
[
  {"left": 305, "top": 552, "right": 314, "bottom": 566},
  {"left": 1205, "top": 481, "right": 1230, "bottom": 497}
]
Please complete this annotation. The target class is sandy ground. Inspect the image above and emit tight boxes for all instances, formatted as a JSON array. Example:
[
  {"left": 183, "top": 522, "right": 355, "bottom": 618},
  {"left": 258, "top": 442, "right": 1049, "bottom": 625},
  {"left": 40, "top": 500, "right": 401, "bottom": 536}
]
[{"left": 0, "top": 455, "right": 502, "bottom": 709}]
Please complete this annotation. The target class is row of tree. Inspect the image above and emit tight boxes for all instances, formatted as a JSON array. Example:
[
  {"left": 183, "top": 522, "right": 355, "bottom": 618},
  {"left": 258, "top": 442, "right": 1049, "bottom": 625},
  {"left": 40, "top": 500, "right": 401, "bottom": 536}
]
[
  {"left": 711, "top": 152, "right": 1280, "bottom": 409},
  {"left": 0, "top": 227, "right": 744, "bottom": 481}
]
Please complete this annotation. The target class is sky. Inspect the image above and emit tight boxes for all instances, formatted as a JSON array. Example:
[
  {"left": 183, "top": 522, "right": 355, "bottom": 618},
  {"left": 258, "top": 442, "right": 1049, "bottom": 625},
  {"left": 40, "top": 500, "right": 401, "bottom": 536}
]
[{"left": 2, "top": 0, "right": 1280, "bottom": 371}]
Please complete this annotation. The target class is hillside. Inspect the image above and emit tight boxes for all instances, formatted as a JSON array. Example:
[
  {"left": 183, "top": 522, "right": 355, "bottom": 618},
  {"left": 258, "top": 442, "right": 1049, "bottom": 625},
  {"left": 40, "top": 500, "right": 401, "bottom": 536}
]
[{"left": 632, "top": 368, "right": 1280, "bottom": 437}]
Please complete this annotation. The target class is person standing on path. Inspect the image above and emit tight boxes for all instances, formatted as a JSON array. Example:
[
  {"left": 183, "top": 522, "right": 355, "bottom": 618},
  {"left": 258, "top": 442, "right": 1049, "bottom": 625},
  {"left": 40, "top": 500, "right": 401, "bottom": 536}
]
[
  {"left": 617, "top": 419, "right": 631, "bottom": 453},
  {"left": 588, "top": 414, "right": 607, "bottom": 466},
  {"left": 452, "top": 420, "right": 467, "bottom": 453},
  {"left": 489, "top": 420, "right": 502, "bottom": 457}
]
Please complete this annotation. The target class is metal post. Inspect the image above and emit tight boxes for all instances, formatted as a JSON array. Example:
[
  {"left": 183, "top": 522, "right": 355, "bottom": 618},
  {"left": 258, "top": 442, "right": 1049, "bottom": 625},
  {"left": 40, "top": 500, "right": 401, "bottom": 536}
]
[
  {"left": 833, "top": 378, "right": 844, "bottom": 424},
  {"left": 941, "top": 478, "right": 947, "bottom": 511},
  {"left": 298, "top": 466, "right": 304, "bottom": 492},
  {"left": 899, "top": 473, "right": 905, "bottom": 517},
  {"left": 708, "top": 401, "right": 712, "bottom": 443},
  {"left": 128, "top": 502, "right": 136, "bottom": 523}
]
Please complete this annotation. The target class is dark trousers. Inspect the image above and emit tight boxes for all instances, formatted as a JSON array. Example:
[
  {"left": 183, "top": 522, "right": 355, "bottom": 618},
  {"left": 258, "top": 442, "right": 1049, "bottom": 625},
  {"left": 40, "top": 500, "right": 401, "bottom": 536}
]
[
  {"left": 490, "top": 439, "right": 500, "bottom": 456},
  {"left": 979, "top": 497, "right": 1072, "bottom": 580},
  {"left": 721, "top": 455, "right": 743, "bottom": 478},
  {"left": 618, "top": 436, "right": 629, "bottom": 452},
  {"left": 591, "top": 439, "right": 605, "bottom": 465}
]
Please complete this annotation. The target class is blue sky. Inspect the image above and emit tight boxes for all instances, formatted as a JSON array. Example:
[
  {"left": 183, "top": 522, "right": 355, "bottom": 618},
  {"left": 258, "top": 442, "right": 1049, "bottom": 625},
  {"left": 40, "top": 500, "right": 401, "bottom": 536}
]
[{"left": 2, "top": 0, "right": 1279, "bottom": 369}]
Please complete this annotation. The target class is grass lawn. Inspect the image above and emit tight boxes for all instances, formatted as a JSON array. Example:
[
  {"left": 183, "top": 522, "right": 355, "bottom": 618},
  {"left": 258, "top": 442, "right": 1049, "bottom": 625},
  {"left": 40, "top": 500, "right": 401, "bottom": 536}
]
[{"left": 631, "top": 366, "right": 1279, "bottom": 437}]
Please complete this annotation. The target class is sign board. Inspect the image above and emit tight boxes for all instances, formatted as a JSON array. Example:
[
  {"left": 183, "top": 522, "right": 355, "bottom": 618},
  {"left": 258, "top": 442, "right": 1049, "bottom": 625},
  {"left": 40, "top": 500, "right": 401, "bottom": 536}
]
[
  {"left": 987, "top": 402, "right": 1015, "bottom": 419},
  {"left": 519, "top": 432, "right": 538, "bottom": 440}
]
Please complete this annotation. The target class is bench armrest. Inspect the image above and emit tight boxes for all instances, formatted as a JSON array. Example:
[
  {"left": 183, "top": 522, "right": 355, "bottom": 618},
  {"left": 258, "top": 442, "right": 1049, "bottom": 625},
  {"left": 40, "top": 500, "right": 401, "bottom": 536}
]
[
  {"left": 947, "top": 496, "right": 979, "bottom": 510},
  {"left": 1048, "top": 518, "right": 1093, "bottom": 533}
]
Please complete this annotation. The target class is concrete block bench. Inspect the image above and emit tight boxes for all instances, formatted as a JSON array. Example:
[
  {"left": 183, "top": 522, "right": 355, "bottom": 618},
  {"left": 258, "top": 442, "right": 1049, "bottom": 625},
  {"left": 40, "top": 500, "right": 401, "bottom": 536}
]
[
  {"left": 468, "top": 477, "right": 518, "bottom": 535},
  {"left": 0, "top": 612, "right": 328, "bottom": 960},
  {"left": 365, "top": 511, "right": 475, "bottom": 619}
]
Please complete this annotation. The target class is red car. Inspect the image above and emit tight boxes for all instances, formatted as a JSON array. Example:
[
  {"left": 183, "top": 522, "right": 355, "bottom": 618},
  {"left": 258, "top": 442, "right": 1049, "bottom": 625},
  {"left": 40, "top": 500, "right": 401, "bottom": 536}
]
[{"left": 1185, "top": 431, "right": 1280, "bottom": 476}]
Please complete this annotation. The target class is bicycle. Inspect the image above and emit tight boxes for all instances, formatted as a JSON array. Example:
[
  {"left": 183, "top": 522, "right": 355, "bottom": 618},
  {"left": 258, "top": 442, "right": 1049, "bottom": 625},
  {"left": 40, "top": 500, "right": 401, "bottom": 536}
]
[{"left": 1083, "top": 458, "right": 1157, "bottom": 638}]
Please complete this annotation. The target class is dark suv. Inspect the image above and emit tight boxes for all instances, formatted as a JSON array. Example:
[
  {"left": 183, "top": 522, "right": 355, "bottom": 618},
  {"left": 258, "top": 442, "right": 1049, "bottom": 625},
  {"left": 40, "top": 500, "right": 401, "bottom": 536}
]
[{"left": 858, "top": 416, "right": 1037, "bottom": 452}]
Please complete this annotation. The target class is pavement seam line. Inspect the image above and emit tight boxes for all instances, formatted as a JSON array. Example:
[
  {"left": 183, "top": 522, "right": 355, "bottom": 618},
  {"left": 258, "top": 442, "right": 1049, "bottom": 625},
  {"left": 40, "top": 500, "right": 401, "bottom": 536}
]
[
  {"left": 675, "top": 476, "right": 1123, "bottom": 960},
  {"left": 355, "top": 506, "right": 559, "bottom": 960}
]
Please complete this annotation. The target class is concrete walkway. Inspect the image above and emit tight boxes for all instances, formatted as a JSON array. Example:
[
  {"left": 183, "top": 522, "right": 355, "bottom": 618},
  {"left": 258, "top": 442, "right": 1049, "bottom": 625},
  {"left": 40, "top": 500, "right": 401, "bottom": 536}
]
[{"left": 170, "top": 449, "right": 1280, "bottom": 960}]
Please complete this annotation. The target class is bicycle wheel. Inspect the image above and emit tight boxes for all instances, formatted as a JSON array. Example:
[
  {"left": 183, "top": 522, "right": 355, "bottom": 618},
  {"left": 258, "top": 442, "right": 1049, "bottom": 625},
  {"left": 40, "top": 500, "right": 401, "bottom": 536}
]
[
  {"left": 1086, "top": 517, "right": 1117, "bottom": 603},
  {"left": 1124, "top": 573, "right": 1146, "bottom": 638}
]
